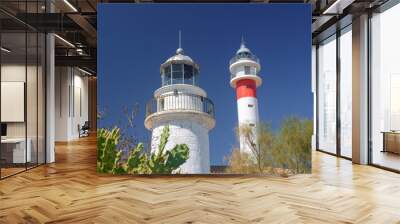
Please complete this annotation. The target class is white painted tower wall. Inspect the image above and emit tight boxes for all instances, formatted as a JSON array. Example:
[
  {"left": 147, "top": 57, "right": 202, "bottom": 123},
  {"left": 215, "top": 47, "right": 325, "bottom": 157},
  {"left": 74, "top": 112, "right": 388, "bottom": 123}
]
[
  {"left": 146, "top": 84, "right": 215, "bottom": 174},
  {"left": 237, "top": 96, "right": 259, "bottom": 154},
  {"left": 150, "top": 115, "right": 210, "bottom": 174}
]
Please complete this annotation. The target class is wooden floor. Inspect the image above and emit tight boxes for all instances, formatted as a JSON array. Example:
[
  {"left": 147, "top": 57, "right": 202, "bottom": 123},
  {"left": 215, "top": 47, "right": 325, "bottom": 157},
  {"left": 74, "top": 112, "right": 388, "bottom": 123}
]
[
  {"left": 1, "top": 136, "right": 400, "bottom": 223},
  {"left": 0, "top": 167, "right": 26, "bottom": 178}
]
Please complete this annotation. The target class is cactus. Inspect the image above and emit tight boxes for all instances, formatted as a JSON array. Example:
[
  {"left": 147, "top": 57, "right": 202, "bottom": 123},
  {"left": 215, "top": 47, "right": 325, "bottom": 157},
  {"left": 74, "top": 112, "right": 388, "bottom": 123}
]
[
  {"left": 125, "top": 143, "right": 150, "bottom": 174},
  {"left": 146, "top": 126, "right": 189, "bottom": 174},
  {"left": 165, "top": 144, "right": 189, "bottom": 172},
  {"left": 97, "top": 127, "right": 124, "bottom": 174},
  {"left": 97, "top": 125, "right": 190, "bottom": 174}
]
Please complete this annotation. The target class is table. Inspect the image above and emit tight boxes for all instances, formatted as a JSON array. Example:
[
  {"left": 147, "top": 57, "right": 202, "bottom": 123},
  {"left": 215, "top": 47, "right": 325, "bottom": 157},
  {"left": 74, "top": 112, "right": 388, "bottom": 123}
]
[
  {"left": 1, "top": 138, "right": 31, "bottom": 163},
  {"left": 382, "top": 131, "right": 400, "bottom": 154}
]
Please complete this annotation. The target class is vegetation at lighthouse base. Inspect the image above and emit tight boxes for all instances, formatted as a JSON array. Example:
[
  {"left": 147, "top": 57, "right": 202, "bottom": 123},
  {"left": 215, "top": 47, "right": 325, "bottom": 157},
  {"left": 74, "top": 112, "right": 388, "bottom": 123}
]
[
  {"left": 97, "top": 106, "right": 312, "bottom": 176},
  {"left": 225, "top": 117, "right": 312, "bottom": 176},
  {"left": 97, "top": 125, "right": 190, "bottom": 175}
]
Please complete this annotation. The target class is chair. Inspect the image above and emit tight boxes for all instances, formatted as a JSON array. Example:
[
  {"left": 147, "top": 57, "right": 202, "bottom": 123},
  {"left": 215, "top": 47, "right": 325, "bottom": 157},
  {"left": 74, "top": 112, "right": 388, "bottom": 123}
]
[{"left": 79, "top": 121, "right": 90, "bottom": 138}]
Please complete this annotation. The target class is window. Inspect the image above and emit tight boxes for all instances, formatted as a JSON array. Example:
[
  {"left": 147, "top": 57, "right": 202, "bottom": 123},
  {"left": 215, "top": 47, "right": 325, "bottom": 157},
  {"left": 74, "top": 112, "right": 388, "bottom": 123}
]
[
  {"left": 172, "top": 64, "right": 183, "bottom": 84},
  {"left": 244, "top": 66, "right": 251, "bottom": 75},
  {"left": 184, "top": 64, "right": 194, "bottom": 85},
  {"left": 370, "top": 3, "right": 400, "bottom": 171},
  {"left": 317, "top": 35, "right": 337, "bottom": 154},
  {"left": 248, "top": 104, "right": 254, "bottom": 108},
  {"left": 193, "top": 68, "right": 199, "bottom": 86},
  {"left": 160, "top": 98, "right": 165, "bottom": 111},
  {"left": 339, "top": 26, "right": 352, "bottom": 158},
  {"left": 163, "top": 65, "right": 171, "bottom": 86}
]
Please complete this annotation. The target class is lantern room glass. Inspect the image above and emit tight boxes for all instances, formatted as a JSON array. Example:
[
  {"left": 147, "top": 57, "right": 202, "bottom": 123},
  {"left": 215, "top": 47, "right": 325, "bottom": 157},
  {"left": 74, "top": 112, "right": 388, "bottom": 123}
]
[
  {"left": 161, "top": 64, "right": 199, "bottom": 86},
  {"left": 184, "top": 64, "right": 194, "bottom": 85},
  {"left": 172, "top": 64, "right": 183, "bottom": 84}
]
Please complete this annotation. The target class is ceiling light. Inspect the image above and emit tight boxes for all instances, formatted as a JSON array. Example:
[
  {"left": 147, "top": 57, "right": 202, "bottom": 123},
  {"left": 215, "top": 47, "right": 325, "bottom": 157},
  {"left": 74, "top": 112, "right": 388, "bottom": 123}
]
[
  {"left": 1, "top": 47, "right": 11, "bottom": 53},
  {"left": 63, "top": 0, "right": 78, "bottom": 12},
  {"left": 323, "top": 0, "right": 341, "bottom": 14},
  {"left": 78, "top": 67, "right": 93, "bottom": 76},
  {"left": 54, "top": 34, "right": 75, "bottom": 48},
  {"left": 323, "top": 0, "right": 354, "bottom": 15}
]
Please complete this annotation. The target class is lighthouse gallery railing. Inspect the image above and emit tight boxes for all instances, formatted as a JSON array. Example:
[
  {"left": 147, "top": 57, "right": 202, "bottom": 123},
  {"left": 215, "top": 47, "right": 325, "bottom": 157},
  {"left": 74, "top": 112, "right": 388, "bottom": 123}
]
[
  {"left": 145, "top": 93, "right": 215, "bottom": 118},
  {"left": 229, "top": 54, "right": 260, "bottom": 65}
]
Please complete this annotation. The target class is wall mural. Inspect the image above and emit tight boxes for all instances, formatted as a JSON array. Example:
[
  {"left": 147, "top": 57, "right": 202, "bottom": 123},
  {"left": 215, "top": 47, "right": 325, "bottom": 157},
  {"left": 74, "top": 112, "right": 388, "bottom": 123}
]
[{"left": 97, "top": 4, "right": 312, "bottom": 175}]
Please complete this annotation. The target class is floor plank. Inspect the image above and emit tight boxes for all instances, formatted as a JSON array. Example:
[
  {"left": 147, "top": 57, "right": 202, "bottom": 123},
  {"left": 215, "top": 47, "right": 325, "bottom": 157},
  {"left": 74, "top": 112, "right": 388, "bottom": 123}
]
[{"left": 0, "top": 136, "right": 399, "bottom": 223}]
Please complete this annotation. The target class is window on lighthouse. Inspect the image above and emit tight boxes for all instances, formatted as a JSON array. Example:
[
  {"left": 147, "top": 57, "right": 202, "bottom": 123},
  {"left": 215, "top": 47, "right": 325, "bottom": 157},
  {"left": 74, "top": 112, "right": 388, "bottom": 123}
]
[
  {"left": 163, "top": 65, "right": 172, "bottom": 86},
  {"left": 184, "top": 64, "right": 194, "bottom": 85},
  {"left": 245, "top": 66, "right": 251, "bottom": 75},
  {"left": 194, "top": 68, "right": 199, "bottom": 86},
  {"left": 172, "top": 64, "right": 183, "bottom": 84}
]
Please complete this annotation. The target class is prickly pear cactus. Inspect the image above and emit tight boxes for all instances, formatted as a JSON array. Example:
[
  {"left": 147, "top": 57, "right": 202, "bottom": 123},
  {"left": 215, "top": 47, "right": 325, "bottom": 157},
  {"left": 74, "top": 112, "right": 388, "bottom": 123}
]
[
  {"left": 146, "top": 126, "right": 190, "bottom": 174},
  {"left": 126, "top": 143, "right": 150, "bottom": 174},
  {"left": 97, "top": 125, "right": 189, "bottom": 174},
  {"left": 97, "top": 127, "right": 124, "bottom": 174},
  {"left": 165, "top": 144, "right": 190, "bottom": 173}
]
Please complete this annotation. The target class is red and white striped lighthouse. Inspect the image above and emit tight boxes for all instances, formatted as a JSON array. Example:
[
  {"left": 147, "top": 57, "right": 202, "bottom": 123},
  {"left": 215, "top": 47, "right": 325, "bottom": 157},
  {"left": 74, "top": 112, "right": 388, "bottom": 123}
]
[{"left": 229, "top": 39, "right": 262, "bottom": 154}]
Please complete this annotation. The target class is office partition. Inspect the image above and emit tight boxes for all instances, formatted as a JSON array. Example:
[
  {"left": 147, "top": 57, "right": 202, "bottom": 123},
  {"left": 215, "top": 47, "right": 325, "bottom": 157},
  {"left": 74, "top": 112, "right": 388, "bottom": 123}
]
[{"left": 0, "top": 1, "right": 47, "bottom": 179}]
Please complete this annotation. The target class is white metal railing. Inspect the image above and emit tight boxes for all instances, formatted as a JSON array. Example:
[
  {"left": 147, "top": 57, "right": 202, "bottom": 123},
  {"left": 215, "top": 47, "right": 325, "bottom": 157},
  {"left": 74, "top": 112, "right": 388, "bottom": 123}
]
[
  {"left": 229, "top": 54, "right": 259, "bottom": 65},
  {"left": 145, "top": 92, "right": 215, "bottom": 118}
]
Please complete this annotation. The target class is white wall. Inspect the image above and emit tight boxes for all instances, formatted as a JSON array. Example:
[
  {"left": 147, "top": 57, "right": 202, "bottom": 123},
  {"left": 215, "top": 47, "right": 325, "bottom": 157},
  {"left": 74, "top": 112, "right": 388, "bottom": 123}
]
[
  {"left": 237, "top": 97, "right": 259, "bottom": 155},
  {"left": 151, "top": 116, "right": 210, "bottom": 174},
  {"left": 1, "top": 65, "right": 37, "bottom": 137},
  {"left": 55, "top": 67, "right": 89, "bottom": 141},
  {"left": 1, "top": 63, "right": 46, "bottom": 163},
  {"left": 146, "top": 83, "right": 215, "bottom": 173},
  {"left": 1, "top": 65, "right": 26, "bottom": 140}
]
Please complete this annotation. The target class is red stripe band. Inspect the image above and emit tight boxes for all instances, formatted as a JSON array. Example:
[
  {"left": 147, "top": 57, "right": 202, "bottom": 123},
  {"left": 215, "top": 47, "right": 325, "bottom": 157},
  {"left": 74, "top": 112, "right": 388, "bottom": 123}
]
[{"left": 236, "top": 79, "right": 256, "bottom": 100}]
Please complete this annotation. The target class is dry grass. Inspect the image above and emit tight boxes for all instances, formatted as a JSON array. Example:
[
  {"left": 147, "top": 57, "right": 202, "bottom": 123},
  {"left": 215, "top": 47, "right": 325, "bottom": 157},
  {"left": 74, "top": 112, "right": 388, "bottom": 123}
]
[{"left": 224, "top": 148, "right": 292, "bottom": 177}]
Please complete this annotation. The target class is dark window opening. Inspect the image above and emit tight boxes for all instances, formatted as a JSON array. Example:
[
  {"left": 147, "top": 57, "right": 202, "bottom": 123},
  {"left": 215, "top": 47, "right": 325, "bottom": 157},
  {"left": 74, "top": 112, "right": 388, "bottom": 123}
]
[
  {"left": 245, "top": 66, "right": 251, "bottom": 74},
  {"left": 160, "top": 99, "right": 165, "bottom": 111}
]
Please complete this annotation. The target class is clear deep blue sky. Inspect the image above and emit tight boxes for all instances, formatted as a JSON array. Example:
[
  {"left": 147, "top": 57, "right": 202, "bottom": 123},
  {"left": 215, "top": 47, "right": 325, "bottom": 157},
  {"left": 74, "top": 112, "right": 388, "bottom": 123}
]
[{"left": 98, "top": 4, "right": 312, "bottom": 165}]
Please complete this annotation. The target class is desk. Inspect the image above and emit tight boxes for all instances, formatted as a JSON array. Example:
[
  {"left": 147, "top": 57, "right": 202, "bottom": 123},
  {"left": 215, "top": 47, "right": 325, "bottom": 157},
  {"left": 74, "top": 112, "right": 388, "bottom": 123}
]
[
  {"left": 1, "top": 138, "right": 31, "bottom": 163},
  {"left": 382, "top": 131, "right": 400, "bottom": 154}
]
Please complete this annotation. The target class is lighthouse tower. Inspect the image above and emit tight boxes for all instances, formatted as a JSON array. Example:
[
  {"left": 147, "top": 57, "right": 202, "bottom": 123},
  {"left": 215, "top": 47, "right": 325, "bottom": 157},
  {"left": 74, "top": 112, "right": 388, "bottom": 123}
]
[
  {"left": 229, "top": 39, "right": 262, "bottom": 154},
  {"left": 144, "top": 38, "right": 216, "bottom": 174}
]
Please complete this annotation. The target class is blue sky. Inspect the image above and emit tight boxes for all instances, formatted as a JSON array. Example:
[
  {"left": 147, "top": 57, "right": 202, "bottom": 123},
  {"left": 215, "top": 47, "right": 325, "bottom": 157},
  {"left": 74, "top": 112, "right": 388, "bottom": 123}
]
[{"left": 98, "top": 4, "right": 312, "bottom": 165}]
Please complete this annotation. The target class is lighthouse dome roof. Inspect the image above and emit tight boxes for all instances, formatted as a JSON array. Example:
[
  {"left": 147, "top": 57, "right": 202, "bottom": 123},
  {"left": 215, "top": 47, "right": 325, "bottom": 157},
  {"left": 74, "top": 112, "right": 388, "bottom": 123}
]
[
  {"left": 161, "top": 48, "right": 199, "bottom": 70},
  {"left": 236, "top": 42, "right": 251, "bottom": 54},
  {"left": 165, "top": 49, "right": 194, "bottom": 64},
  {"left": 230, "top": 40, "right": 260, "bottom": 65}
]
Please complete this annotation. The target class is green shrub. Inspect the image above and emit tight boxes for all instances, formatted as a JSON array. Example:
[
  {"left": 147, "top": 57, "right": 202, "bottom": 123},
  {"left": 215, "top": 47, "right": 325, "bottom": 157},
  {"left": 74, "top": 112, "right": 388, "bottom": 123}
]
[
  {"left": 227, "top": 117, "right": 312, "bottom": 175},
  {"left": 97, "top": 125, "right": 190, "bottom": 175}
]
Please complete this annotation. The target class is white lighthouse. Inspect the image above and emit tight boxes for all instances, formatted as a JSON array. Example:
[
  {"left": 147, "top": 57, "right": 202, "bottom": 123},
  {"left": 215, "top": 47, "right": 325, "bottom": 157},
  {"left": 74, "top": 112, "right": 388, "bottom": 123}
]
[
  {"left": 229, "top": 39, "right": 262, "bottom": 154},
  {"left": 144, "top": 39, "right": 216, "bottom": 174}
]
